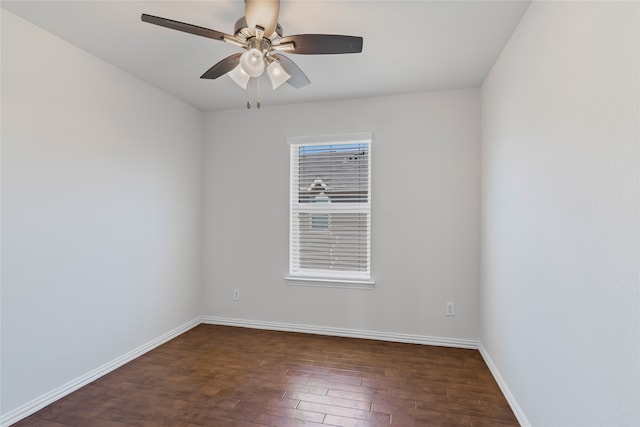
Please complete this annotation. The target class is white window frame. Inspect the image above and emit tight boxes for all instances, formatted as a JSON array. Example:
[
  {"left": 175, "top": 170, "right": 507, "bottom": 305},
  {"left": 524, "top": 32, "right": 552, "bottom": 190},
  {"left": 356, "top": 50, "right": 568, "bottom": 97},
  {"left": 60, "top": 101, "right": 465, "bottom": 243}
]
[{"left": 285, "top": 132, "right": 374, "bottom": 287}]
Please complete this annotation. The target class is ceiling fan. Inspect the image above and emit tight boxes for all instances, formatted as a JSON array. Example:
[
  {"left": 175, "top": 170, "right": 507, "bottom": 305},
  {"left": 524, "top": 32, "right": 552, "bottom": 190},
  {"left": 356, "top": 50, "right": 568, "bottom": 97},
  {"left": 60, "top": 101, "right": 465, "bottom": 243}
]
[{"left": 141, "top": 0, "right": 363, "bottom": 108}]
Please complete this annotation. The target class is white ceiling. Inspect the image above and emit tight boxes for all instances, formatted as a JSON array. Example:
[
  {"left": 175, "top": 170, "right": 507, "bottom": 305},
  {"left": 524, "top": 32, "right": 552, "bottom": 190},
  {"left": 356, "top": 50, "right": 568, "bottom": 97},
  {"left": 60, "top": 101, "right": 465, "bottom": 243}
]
[{"left": 2, "top": 0, "right": 531, "bottom": 111}]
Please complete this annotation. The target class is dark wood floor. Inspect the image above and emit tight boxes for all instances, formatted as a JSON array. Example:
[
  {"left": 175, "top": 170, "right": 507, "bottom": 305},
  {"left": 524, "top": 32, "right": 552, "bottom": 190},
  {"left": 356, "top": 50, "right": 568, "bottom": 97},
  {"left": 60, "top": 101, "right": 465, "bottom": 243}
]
[{"left": 14, "top": 324, "right": 518, "bottom": 426}]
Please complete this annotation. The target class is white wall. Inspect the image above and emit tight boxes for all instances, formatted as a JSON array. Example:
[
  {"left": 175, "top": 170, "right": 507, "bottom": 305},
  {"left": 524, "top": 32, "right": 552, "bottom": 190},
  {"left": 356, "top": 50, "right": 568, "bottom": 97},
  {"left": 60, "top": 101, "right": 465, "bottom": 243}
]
[
  {"left": 481, "top": 2, "right": 640, "bottom": 426},
  {"left": 1, "top": 11, "right": 204, "bottom": 417},
  {"left": 203, "top": 90, "right": 481, "bottom": 342}
]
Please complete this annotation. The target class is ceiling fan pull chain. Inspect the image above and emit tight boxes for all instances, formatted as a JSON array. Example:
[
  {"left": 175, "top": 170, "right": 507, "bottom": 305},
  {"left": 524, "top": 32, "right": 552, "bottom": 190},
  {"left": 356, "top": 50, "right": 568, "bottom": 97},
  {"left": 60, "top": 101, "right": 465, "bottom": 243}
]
[
  {"left": 256, "top": 76, "right": 261, "bottom": 109},
  {"left": 246, "top": 78, "right": 252, "bottom": 109},
  {"left": 245, "top": 77, "right": 261, "bottom": 110}
]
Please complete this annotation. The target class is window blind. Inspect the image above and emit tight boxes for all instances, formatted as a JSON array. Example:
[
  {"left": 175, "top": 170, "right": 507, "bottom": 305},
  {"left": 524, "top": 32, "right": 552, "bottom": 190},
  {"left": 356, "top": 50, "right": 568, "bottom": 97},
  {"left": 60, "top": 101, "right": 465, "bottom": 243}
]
[{"left": 288, "top": 133, "right": 371, "bottom": 282}]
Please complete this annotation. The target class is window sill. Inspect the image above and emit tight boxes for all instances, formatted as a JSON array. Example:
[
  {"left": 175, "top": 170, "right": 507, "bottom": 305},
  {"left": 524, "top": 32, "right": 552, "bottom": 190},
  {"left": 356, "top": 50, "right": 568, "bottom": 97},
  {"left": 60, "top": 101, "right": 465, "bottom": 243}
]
[{"left": 284, "top": 276, "right": 375, "bottom": 289}]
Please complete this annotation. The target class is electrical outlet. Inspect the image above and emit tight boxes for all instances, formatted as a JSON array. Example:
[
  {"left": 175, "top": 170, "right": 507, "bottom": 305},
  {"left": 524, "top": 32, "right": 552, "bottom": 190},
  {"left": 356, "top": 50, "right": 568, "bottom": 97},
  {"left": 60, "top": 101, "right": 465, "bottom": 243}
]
[
  {"left": 445, "top": 301, "right": 455, "bottom": 317},
  {"left": 233, "top": 288, "right": 240, "bottom": 301}
]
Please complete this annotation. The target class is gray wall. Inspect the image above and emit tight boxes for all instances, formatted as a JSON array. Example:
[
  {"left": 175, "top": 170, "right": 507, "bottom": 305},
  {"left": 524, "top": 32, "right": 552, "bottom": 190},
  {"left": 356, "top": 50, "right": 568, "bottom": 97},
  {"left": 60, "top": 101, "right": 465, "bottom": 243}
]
[
  {"left": 1, "top": 11, "right": 204, "bottom": 416},
  {"left": 203, "top": 89, "right": 481, "bottom": 342},
  {"left": 481, "top": 2, "right": 640, "bottom": 426}
]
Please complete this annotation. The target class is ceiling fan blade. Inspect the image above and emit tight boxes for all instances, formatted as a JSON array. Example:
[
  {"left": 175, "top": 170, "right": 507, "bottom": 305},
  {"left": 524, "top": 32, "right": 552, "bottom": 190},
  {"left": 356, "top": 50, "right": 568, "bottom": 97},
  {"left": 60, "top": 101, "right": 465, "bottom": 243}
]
[
  {"left": 244, "top": 0, "right": 279, "bottom": 37},
  {"left": 272, "top": 54, "right": 310, "bottom": 89},
  {"left": 200, "top": 53, "right": 243, "bottom": 79},
  {"left": 278, "top": 34, "right": 363, "bottom": 55},
  {"left": 141, "top": 14, "right": 232, "bottom": 41}
]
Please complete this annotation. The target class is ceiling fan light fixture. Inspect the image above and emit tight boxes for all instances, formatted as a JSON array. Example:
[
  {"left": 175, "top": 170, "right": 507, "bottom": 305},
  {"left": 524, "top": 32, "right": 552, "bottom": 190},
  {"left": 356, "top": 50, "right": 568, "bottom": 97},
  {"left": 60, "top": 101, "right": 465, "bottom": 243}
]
[
  {"left": 266, "top": 61, "right": 291, "bottom": 89},
  {"left": 227, "top": 64, "right": 251, "bottom": 89},
  {"left": 240, "top": 48, "right": 265, "bottom": 77}
]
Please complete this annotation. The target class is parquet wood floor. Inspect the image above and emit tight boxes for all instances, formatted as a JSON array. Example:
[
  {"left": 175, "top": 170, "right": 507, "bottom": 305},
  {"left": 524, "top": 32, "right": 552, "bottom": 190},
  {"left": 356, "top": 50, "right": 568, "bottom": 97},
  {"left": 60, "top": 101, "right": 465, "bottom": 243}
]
[{"left": 14, "top": 324, "right": 519, "bottom": 426}]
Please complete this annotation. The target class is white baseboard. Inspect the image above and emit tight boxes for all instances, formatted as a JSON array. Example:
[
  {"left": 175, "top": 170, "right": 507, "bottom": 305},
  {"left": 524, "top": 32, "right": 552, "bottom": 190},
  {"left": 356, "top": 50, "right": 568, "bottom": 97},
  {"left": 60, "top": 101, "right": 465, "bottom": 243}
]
[
  {"left": 478, "top": 343, "right": 530, "bottom": 427},
  {"left": 0, "top": 318, "right": 201, "bottom": 427},
  {"left": 201, "top": 316, "right": 479, "bottom": 349}
]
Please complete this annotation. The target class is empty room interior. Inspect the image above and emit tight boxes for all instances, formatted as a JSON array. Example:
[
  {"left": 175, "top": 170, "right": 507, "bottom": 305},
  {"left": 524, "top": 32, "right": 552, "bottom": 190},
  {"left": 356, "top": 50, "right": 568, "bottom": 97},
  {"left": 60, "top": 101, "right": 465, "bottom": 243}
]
[{"left": 1, "top": 1, "right": 639, "bottom": 426}]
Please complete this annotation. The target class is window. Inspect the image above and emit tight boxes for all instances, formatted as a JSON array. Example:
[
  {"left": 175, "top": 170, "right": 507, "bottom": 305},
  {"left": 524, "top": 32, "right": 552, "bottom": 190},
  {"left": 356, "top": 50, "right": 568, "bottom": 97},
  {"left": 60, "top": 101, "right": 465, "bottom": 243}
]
[{"left": 287, "top": 132, "right": 372, "bottom": 285}]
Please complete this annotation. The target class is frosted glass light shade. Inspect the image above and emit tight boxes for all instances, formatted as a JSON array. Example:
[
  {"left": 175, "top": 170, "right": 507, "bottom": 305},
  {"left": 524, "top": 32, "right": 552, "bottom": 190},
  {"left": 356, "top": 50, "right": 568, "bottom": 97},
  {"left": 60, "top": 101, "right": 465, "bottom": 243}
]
[
  {"left": 240, "top": 48, "right": 265, "bottom": 78},
  {"left": 266, "top": 62, "right": 291, "bottom": 89},
  {"left": 227, "top": 64, "right": 250, "bottom": 89}
]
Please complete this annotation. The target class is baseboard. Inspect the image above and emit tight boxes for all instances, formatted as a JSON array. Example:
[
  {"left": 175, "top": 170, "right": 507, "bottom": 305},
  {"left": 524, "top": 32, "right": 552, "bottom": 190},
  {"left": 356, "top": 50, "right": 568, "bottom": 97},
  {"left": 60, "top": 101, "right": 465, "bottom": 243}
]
[
  {"left": 478, "top": 343, "right": 530, "bottom": 427},
  {"left": 0, "top": 317, "right": 201, "bottom": 427},
  {"left": 201, "top": 316, "right": 479, "bottom": 349}
]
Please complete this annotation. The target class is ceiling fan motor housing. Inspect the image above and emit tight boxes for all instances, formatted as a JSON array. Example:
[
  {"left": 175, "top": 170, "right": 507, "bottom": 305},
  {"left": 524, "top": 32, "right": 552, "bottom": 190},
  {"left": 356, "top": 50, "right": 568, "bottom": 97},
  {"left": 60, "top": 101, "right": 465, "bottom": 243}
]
[{"left": 234, "top": 16, "right": 283, "bottom": 44}]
